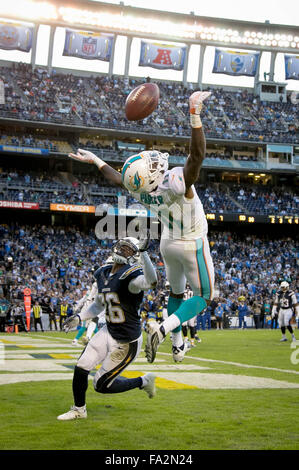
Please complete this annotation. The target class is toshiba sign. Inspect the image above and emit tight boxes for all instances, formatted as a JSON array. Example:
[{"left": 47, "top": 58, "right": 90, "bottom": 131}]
[
  {"left": 0, "top": 200, "right": 39, "bottom": 209},
  {"left": 50, "top": 204, "right": 95, "bottom": 213}
]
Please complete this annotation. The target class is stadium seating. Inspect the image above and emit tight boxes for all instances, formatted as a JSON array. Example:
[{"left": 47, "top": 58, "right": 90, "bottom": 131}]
[
  {"left": 0, "top": 223, "right": 296, "bottom": 322},
  {"left": 0, "top": 167, "right": 297, "bottom": 216},
  {"left": 0, "top": 64, "right": 298, "bottom": 144}
]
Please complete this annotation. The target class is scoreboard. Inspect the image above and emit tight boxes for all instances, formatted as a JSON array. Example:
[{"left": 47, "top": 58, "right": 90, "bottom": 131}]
[{"left": 205, "top": 213, "right": 298, "bottom": 224}]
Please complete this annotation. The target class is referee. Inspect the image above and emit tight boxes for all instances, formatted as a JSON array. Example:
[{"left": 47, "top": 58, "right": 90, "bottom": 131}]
[{"left": 32, "top": 301, "right": 44, "bottom": 332}]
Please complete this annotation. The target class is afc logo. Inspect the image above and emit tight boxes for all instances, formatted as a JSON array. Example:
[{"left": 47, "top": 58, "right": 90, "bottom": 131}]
[{"left": 152, "top": 49, "right": 173, "bottom": 66}]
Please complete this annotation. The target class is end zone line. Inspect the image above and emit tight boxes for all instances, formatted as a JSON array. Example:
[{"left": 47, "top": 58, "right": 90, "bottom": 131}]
[{"left": 158, "top": 352, "right": 299, "bottom": 375}]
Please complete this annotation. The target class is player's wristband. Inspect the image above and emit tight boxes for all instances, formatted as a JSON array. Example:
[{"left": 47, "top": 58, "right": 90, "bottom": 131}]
[
  {"left": 93, "top": 156, "right": 107, "bottom": 170},
  {"left": 190, "top": 114, "right": 202, "bottom": 128}
]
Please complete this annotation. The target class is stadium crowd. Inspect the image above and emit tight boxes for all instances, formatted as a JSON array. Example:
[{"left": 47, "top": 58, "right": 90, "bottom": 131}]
[
  {"left": 0, "top": 223, "right": 297, "bottom": 332},
  {"left": 0, "top": 167, "right": 298, "bottom": 216},
  {"left": 0, "top": 63, "right": 298, "bottom": 144}
]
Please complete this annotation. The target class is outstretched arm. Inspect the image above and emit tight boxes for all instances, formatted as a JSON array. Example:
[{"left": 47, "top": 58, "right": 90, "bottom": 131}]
[
  {"left": 128, "top": 252, "right": 157, "bottom": 294},
  {"left": 69, "top": 149, "right": 124, "bottom": 188},
  {"left": 183, "top": 91, "right": 211, "bottom": 192}
]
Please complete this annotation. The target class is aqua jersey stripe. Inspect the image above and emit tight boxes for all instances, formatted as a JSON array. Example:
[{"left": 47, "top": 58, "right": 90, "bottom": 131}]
[
  {"left": 196, "top": 238, "right": 211, "bottom": 300},
  {"left": 121, "top": 155, "right": 142, "bottom": 182}
]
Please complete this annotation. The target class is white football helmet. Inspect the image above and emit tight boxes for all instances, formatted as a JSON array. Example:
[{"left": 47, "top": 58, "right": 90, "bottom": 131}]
[
  {"left": 112, "top": 237, "right": 140, "bottom": 265},
  {"left": 121, "top": 150, "right": 169, "bottom": 193},
  {"left": 280, "top": 281, "right": 289, "bottom": 291}
]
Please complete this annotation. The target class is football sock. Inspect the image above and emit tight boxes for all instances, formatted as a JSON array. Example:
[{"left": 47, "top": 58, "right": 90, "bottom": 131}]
[
  {"left": 95, "top": 375, "right": 143, "bottom": 394},
  {"left": 75, "top": 327, "right": 86, "bottom": 340},
  {"left": 173, "top": 296, "right": 207, "bottom": 327},
  {"left": 167, "top": 296, "right": 184, "bottom": 334},
  {"left": 73, "top": 366, "right": 89, "bottom": 407},
  {"left": 287, "top": 325, "right": 293, "bottom": 334},
  {"left": 172, "top": 331, "right": 184, "bottom": 347},
  {"left": 281, "top": 326, "right": 286, "bottom": 336},
  {"left": 161, "top": 296, "right": 207, "bottom": 336}
]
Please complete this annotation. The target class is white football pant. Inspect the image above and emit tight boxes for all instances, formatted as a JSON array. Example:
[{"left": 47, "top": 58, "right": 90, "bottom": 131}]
[{"left": 160, "top": 236, "right": 214, "bottom": 298}]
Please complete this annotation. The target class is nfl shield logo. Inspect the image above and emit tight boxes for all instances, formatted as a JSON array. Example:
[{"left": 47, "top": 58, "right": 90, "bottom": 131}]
[{"left": 82, "top": 37, "right": 97, "bottom": 56}]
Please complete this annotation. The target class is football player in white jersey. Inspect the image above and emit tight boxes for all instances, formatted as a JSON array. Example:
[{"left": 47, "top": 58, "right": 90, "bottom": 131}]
[
  {"left": 69, "top": 91, "right": 214, "bottom": 363},
  {"left": 72, "top": 281, "right": 101, "bottom": 346},
  {"left": 272, "top": 281, "right": 298, "bottom": 342}
]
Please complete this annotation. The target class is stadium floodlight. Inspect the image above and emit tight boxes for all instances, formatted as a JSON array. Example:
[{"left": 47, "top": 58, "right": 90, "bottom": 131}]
[
  {"left": 1, "top": 3, "right": 297, "bottom": 52},
  {"left": 1, "top": 0, "right": 57, "bottom": 21}
]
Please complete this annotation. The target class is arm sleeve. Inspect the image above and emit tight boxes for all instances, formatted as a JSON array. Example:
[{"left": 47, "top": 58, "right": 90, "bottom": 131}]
[
  {"left": 79, "top": 294, "right": 105, "bottom": 321},
  {"left": 128, "top": 252, "right": 157, "bottom": 294}
]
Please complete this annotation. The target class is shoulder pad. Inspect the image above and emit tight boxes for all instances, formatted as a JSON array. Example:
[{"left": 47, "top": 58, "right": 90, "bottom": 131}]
[
  {"left": 119, "top": 264, "right": 142, "bottom": 280},
  {"left": 94, "top": 265, "right": 110, "bottom": 280},
  {"left": 93, "top": 267, "right": 102, "bottom": 279}
]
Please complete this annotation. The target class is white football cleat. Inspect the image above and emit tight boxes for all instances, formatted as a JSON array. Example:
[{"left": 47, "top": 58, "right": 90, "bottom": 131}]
[
  {"left": 172, "top": 342, "right": 189, "bottom": 363},
  {"left": 142, "top": 373, "right": 156, "bottom": 399},
  {"left": 145, "top": 321, "right": 164, "bottom": 363},
  {"left": 280, "top": 337, "right": 288, "bottom": 342},
  {"left": 72, "top": 339, "right": 80, "bottom": 346},
  {"left": 57, "top": 405, "right": 87, "bottom": 421}
]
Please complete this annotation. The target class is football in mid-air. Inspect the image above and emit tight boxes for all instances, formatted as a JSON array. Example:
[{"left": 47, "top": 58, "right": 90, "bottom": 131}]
[{"left": 125, "top": 83, "right": 159, "bottom": 121}]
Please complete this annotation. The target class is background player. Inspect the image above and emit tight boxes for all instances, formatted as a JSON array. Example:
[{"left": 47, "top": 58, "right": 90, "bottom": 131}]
[
  {"left": 68, "top": 90, "right": 214, "bottom": 364},
  {"left": 72, "top": 281, "right": 99, "bottom": 346},
  {"left": 57, "top": 236, "right": 157, "bottom": 421},
  {"left": 272, "top": 281, "right": 298, "bottom": 342}
]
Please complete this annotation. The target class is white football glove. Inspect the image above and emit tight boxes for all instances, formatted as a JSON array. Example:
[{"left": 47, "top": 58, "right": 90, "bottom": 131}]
[
  {"left": 189, "top": 91, "right": 211, "bottom": 128},
  {"left": 68, "top": 149, "right": 107, "bottom": 169},
  {"left": 63, "top": 314, "right": 81, "bottom": 333}
]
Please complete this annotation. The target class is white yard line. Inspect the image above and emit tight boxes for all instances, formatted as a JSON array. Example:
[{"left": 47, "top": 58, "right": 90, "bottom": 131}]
[
  {"left": 2, "top": 334, "right": 298, "bottom": 376},
  {"left": 158, "top": 352, "right": 299, "bottom": 375}
]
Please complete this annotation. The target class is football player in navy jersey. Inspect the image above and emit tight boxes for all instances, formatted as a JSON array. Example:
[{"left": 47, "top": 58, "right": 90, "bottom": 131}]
[{"left": 57, "top": 237, "right": 157, "bottom": 421}]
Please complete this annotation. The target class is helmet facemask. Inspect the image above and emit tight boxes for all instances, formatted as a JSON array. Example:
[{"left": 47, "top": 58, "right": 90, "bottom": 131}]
[
  {"left": 143, "top": 151, "right": 169, "bottom": 192},
  {"left": 112, "top": 237, "right": 140, "bottom": 265},
  {"left": 122, "top": 150, "right": 169, "bottom": 193},
  {"left": 280, "top": 281, "right": 289, "bottom": 292}
]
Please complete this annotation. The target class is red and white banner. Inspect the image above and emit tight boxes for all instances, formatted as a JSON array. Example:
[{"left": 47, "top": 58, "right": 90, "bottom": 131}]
[
  {"left": 23, "top": 288, "right": 31, "bottom": 331},
  {"left": 139, "top": 40, "right": 187, "bottom": 71},
  {"left": 0, "top": 201, "right": 39, "bottom": 209}
]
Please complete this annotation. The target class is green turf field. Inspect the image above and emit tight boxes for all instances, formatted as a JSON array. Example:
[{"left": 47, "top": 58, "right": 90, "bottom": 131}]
[{"left": 0, "top": 329, "right": 298, "bottom": 450}]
